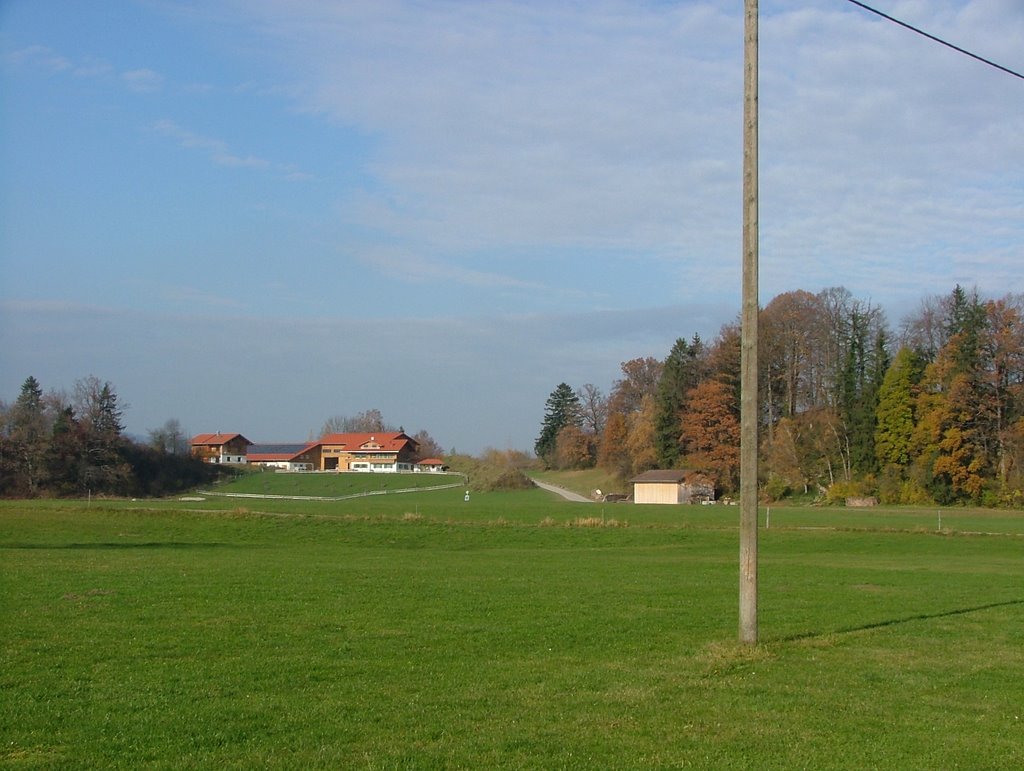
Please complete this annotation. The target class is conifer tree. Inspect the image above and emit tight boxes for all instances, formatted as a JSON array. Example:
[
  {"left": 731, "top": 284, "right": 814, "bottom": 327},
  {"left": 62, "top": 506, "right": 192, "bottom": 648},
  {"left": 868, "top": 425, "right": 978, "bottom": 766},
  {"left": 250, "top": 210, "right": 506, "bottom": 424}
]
[
  {"left": 653, "top": 335, "right": 706, "bottom": 468},
  {"left": 48, "top": 404, "right": 86, "bottom": 495},
  {"left": 653, "top": 337, "right": 691, "bottom": 468},
  {"left": 911, "top": 289, "right": 995, "bottom": 502},
  {"left": 7, "top": 376, "right": 49, "bottom": 494},
  {"left": 75, "top": 376, "right": 128, "bottom": 492},
  {"left": 534, "top": 383, "right": 581, "bottom": 466},
  {"left": 875, "top": 347, "right": 920, "bottom": 468}
]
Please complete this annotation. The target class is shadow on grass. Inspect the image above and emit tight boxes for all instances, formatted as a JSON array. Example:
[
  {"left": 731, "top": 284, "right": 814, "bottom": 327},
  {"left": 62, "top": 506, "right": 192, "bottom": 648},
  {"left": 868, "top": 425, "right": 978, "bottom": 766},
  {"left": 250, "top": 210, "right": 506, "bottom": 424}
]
[
  {"left": 1, "top": 542, "right": 241, "bottom": 550},
  {"left": 779, "top": 598, "right": 1024, "bottom": 643}
]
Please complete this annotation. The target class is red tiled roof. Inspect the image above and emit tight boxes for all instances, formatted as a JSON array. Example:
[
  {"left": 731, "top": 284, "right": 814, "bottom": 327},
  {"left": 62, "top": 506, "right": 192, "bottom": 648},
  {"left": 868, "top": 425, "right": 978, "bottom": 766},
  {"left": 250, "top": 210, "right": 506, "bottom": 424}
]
[
  {"left": 190, "top": 432, "right": 250, "bottom": 446},
  {"left": 417, "top": 458, "right": 446, "bottom": 466},
  {"left": 318, "top": 432, "right": 416, "bottom": 452}
]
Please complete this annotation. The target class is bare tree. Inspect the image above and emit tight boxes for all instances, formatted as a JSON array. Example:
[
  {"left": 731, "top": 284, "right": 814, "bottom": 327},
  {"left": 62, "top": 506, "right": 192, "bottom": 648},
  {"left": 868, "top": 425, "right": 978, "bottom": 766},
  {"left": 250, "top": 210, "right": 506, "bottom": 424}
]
[
  {"left": 899, "top": 293, "right": 954, "bottom": 361},
  {"left": 148, "top": 418, "right": 188, "bottom": 455},
  {"left": 411, "top": 429, "right": 444, "bottom": 459},
  {"left": 576, "top": 383, "right": 607, "bottom": 437},
  {"left": 321, "top": 409, "right": 392, "bottom": 435}
]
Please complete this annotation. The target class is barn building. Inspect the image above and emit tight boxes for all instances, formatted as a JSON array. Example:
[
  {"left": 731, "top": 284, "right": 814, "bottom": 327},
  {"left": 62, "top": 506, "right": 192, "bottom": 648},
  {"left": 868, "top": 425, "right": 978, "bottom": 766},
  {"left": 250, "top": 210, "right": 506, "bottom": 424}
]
[{"left": 631, "top": 469, "right": 715, "bottom": 505}]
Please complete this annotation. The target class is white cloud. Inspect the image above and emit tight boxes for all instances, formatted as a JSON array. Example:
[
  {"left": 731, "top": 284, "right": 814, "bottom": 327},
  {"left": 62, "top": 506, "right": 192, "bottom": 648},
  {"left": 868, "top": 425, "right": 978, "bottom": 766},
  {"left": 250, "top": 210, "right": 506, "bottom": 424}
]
[
  {"left": 3, "top": 0, "right": 1022, "bottom": 455},
  {"left": 353, "top": 246, "right": 546, "bottom": 291},
  {"left": 207, "top": 0, "right": 1021, "bottom": 313},
  {"left": 216, "top": 1, "right": 742, "bottom": 256},
  {"left": 151, "top": 118, "right": 306, "bottom": 176},
  {"left": 121, "top": 68, "right": 164, "bottom": 92},
  {"left": 6, "top": 44, "right": 72, "bottom": 72}
]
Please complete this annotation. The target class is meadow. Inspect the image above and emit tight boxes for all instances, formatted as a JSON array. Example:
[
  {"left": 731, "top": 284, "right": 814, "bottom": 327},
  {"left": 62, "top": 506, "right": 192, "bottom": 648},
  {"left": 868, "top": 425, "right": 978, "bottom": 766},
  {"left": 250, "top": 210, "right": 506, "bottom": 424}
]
[
  {"left": 201, "top": 468, "right": 464, "bottom": 499},
  {"left": 2, "top": 481, "right": 1022, "bottom": 769}
]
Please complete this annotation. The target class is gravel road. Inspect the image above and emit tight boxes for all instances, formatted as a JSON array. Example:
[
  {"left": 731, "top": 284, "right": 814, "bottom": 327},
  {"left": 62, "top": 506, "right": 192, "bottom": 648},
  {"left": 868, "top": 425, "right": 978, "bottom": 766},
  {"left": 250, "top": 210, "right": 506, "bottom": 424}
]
[{"left": 530, "top": 478, "right": 593, "bottom": 503}]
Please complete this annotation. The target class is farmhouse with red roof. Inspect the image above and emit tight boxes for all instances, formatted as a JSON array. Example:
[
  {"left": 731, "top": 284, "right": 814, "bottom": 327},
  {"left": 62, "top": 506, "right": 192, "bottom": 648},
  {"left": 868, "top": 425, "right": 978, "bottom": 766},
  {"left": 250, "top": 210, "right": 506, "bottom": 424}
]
[
  {"left": 318, "top": 432, "right": 419, "bottom": 472},
  {"left": 189, "top": 432, "right": 252, "bottom": 464},
  {"left": 190, "top": 430, "right": 441, "bottom": 474}
]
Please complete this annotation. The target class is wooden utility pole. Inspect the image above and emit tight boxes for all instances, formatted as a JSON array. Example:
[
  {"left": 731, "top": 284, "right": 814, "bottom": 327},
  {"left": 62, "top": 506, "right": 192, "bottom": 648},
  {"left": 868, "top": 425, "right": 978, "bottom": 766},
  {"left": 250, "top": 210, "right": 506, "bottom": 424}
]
[{"left": 739, "top": 0, "right": 759, "bottom": 645}]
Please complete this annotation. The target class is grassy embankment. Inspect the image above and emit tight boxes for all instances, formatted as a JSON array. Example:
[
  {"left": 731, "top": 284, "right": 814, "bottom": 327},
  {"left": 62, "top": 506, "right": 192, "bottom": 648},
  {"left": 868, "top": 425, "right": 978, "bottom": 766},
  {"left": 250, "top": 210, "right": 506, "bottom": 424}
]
[
  {"left": 2, "top": 479, "right": 1022, "bottom": 768},
  {"left": 200, "top": 468, "right": 464, "bottom": 498}
]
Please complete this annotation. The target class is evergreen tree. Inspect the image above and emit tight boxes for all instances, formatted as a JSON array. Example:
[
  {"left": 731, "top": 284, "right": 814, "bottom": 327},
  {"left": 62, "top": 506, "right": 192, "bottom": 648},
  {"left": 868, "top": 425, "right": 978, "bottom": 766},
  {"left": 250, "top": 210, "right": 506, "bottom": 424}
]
[
  {"left": 534, "top": 383, "right": 581, "bottom": 466},
  {"left": 655, "top": 333, "right": 704, "bottom": 466},
  {"left": 48, "top": 404, "right": 86, "bottom": 495},
  {"left": 6, "top": 376, "right": 50, "bottom": 494},
  {"left": 75, "top": 376, "right": 128, "bottom": 493},
  {"left": 14, "top": 376, "right": 43, "bottom": 414},
  {"left": 654, "top": 337, "right": 695, "bottom": 468},
  {"left": 912, "top": 295, "right": 995, "bottom": 503},
  {"left": 946, "top": 285, "right": 986, "bottom": 376},
  {"left": 875, "top": 347, "right": 921, "bottom": 468},
  {"left": 91, "top": 383, "right": 124, "bottom": 450},
  {"left": 836, "top": 308, "right": 890, "bottom": 476}
]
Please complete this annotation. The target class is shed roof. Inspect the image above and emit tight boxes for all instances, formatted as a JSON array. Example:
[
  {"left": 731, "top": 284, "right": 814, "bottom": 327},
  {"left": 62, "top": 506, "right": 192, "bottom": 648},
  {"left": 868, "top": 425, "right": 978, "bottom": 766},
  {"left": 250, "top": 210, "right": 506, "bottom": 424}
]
[{"left": 630, "top": 469, "right": 691, "bottom": 484}]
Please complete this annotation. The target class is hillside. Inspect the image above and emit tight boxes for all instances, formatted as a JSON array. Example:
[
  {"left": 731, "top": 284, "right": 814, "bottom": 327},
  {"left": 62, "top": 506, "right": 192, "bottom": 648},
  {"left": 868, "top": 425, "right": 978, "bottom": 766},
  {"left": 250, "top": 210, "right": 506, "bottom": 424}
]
[{"left": 529, "top": 468, "right": 630, "bottom": 499}]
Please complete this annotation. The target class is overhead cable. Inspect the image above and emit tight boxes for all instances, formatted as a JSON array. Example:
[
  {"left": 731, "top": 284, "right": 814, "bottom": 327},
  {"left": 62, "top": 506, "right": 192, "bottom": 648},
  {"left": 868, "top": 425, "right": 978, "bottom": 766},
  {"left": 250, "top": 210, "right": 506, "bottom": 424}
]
[{"left": 845, "top": 0, "right": 1024, "bottom": 81}]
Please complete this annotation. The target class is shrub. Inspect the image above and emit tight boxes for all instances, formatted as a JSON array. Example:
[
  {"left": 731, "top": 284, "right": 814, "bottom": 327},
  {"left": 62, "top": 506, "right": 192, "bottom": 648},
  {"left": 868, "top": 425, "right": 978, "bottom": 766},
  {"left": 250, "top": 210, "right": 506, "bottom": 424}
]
[
  {"left": 763, "top": 474, "right": 790, "bottom": 503},
  {"left": 899, "top": 478, "right": 934, "bottom": 505},
  {"left": 876, "top": 465, "right": 905, "bottom": 505},
  {"left": 823, "top": 479, "right": 877, "bottom": 505},
  {"left": 446, "top": 450, "right": 537, "bottom": 492}
]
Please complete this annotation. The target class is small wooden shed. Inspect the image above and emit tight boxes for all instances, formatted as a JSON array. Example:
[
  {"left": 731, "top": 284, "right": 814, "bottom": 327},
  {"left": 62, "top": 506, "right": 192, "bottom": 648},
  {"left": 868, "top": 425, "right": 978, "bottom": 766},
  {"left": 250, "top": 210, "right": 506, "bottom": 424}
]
[{"left": 631, "top": 470, "right": 715, "bottom": 505}]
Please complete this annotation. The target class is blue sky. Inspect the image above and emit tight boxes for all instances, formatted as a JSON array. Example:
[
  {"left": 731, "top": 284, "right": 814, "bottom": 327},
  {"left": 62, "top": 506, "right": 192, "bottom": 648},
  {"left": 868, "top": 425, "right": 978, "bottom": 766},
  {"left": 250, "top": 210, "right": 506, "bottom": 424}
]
[{"left": 1, "top": 0, "right": 1022, "bottom": 453}]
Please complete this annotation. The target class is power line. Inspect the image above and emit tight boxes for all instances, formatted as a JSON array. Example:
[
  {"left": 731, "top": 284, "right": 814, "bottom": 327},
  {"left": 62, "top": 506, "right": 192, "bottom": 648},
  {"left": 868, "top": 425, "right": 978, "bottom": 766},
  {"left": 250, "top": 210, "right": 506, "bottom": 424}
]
[{"left": 845, "top": 0, "right": 1024, "bottom": 81}]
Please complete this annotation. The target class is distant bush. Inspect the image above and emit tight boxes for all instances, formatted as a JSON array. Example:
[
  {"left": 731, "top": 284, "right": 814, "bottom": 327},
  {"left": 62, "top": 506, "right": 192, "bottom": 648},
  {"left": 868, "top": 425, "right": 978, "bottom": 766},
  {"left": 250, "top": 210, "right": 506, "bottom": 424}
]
[
  {"left": 446, "top": 449, "right": 538, "bottom": 492},
  {"left": 823, "top": 480, "right": 876, "bottom": 506},
  {"left": 762, "top": 474, "right": 790, "bottom": 503}
]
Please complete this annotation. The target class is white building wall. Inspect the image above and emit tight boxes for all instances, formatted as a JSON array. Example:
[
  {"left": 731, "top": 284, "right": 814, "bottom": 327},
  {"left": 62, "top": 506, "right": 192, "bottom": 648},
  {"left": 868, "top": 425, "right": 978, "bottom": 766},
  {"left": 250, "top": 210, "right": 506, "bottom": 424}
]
[{"left": 634, "top": 482, "right": 682, "bottom": 504}]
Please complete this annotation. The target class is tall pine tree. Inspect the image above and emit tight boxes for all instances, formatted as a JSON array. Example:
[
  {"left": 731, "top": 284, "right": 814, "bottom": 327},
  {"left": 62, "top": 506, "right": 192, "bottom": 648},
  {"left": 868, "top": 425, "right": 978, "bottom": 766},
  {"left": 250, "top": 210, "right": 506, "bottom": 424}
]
[
  {"left": 535, "top": 383, "right": 581, "bottom": 466},
  {"left": 653, "top": 335, "right": 705, "bottom": 468},
  {"left": 7, "top": 376, "right": 49, "bottom": 494}
]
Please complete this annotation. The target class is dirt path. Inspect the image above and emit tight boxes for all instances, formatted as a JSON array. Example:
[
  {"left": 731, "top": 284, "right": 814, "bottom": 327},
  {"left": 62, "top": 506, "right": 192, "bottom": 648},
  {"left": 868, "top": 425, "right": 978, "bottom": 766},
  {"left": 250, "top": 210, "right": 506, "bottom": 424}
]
[{"left": 530, "top": 478, "right": 593, "bottom": 503}]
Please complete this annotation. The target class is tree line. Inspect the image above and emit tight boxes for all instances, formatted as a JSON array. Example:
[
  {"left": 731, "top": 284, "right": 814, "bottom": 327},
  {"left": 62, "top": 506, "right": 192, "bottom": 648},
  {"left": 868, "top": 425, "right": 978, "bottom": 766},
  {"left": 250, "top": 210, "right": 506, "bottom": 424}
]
[
  {"left": 0, "top": 383, "right": 453, "bottom": 499},
  {"left": 0, "top": 375, "right": 220, "bottom": 498},
  {"left": 536, "top": 286, "right": 1024, "bottom": 507}
]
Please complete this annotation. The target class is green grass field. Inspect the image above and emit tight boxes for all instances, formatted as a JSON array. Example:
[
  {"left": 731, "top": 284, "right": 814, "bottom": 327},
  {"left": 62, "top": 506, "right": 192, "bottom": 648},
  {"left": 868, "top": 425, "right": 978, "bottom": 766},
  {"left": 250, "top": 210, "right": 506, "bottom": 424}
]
[
  {"left": 2, "top": 483, "right": 1022, "bottom": 769},
  {"left": 207, "top": 469, "right": 464, "bottom": 498}
]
